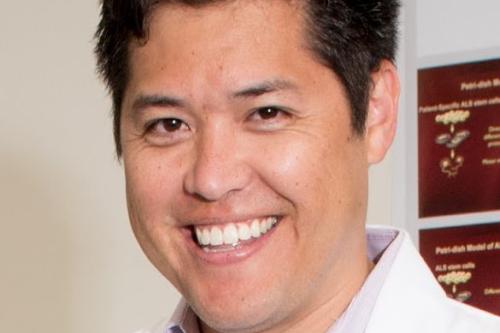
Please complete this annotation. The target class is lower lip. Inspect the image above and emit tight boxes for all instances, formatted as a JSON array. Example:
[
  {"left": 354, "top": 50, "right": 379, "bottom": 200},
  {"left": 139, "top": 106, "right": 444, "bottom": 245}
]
[{"left": 183, "top": 220, "right": 280, "bottom": 266}]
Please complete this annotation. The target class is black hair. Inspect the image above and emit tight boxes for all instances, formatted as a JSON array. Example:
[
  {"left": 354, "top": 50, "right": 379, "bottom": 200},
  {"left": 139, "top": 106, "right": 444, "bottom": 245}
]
[{"left": 95, "top": 0, "right": 400, "bottom": 156}]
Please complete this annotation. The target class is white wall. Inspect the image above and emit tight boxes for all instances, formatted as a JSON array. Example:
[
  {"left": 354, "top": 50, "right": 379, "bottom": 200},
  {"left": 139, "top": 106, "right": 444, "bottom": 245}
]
[
  {"left": 417, "top": 0, "right": 500, "bottom": 58},
  {"left": 1, "top": 1, "right": 499, "bottom": 332}
]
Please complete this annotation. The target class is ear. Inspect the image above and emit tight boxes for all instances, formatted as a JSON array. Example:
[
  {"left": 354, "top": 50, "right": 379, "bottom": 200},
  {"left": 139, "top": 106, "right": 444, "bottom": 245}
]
[{"left": 365, "top": 60, "right": 400, "bottom": 165}]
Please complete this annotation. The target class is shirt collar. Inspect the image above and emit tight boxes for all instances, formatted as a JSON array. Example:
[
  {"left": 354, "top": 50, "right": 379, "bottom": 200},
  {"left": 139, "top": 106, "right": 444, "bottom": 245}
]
[
  {"left": 166, "top": 299, "right": 199, "bottom": 333},
  {"left": 165, "top": 226, "right": 403, "bottom": 333},
  {"left": 328, "top": 226, "right": 403, "bottom": 333}
]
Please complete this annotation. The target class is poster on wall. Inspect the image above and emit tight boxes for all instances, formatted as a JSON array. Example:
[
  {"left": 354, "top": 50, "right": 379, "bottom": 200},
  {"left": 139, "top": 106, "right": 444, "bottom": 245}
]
[
  {"left": 417, "top": 58, "right": 500, "bottom": 218},
  {"left": 419, "top": 222, "right": 500, "bottom": 316}
]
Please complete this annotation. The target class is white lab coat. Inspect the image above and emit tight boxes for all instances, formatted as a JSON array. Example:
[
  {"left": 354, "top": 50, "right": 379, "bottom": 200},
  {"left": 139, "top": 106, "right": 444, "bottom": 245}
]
[{"left": 365, "top": 229, "right": 500, "bottom": 333}]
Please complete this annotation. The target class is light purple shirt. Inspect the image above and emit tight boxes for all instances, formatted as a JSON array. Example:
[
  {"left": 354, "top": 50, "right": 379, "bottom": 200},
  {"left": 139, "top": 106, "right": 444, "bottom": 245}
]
[{"left": 159, "top": 227, "right": 403, "bottom": 333}]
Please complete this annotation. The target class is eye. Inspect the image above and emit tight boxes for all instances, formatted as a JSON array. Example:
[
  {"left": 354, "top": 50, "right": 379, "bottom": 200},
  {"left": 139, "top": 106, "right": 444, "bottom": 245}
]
[
  {"left": 247, "top": 106, "right": 292, "bottom": 131},
  {"left": 256, "top": 106, "right": 281, "bottom": 120},
  {"left": 159, "top": 118, "right": 184, "bottom": 132},
  {"left": 144, "top": 117, "right": 191, "bottom": 145},
  {"left": 146, "top": 118, "right": 188, "bottom": 134},
  {"left": 249, "top": 106, "right": 291, "bottom": 121}
]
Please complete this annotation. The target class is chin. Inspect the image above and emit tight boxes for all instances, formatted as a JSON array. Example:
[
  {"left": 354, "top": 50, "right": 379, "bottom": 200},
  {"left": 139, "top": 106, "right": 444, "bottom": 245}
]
[
  {"left": 197, "top": 307, "right": 280, "bottom": 333},
  {"left": 190, "top": 283, "right": 289, "bottom": 333}
]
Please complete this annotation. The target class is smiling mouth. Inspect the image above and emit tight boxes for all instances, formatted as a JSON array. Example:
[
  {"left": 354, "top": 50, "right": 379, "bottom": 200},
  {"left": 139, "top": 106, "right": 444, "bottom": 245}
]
[{"left": 191, "top": 216, "right": 280, "bottom": 252}]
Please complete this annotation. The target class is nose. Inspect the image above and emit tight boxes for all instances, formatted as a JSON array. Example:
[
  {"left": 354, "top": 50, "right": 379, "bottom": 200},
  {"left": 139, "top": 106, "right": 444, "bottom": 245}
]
[{"left": 183, "top": 122, "right": 252, "bottom": 201}]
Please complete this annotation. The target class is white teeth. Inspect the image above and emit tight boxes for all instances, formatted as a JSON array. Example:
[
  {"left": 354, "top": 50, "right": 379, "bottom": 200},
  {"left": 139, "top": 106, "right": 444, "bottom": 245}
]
[
  {"left": 210, "top": 227, "right": 223, "bottom": 246},
  {"left": 223, "top": 224, "right": 239, "bottom": 245},
  {"left": 265, "top": 217, "right": 273, "bottom": 230},
  {"left": 238, "top": 223, "right": 251, "bottom": 241},
  {"left": 201, "top": 229, "right": 211, "bottom": 246},
  {"left": 195, "top": 228, "right": 202, "bottom": 244},
  {"left": 194, "top": 217, "right": 278, "bottom": 247},
  {"left": 250, "top": 219, "right": 261, "bottom": 238},
  {"left": 260, "top": 219, "right": 268, "bottom": 234}
]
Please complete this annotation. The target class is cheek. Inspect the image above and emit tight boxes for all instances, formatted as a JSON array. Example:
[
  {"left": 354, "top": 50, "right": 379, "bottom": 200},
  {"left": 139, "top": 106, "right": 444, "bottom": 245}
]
[
  {"left": 123, "top": 153, "right": 191, "bottom": 287},
  {"left": 124, "top": 152, "right": 184, "bottom": 220},
  {"left": 251, "top": 134, "right": 349, "bottom": 208},
  {"left": 250, "top": 131, "right": 367, "bottom": 239}
]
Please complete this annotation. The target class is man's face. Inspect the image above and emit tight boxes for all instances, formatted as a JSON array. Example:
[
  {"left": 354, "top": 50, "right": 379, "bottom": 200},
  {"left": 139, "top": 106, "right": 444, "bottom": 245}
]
[{"left": 121, "top": 1, "right": 379, "bottom": 332}]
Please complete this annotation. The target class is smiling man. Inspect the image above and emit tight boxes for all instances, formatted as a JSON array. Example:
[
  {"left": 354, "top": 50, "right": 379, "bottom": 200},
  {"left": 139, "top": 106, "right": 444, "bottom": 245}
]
[{"left": 95, "top": 1, "right": 499, "bottom": 333}]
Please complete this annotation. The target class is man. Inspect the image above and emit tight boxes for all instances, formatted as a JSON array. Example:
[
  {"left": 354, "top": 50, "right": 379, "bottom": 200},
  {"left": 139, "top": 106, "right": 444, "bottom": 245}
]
[{"left": 95, "top": 1, "right": 500, "bottom": 332}]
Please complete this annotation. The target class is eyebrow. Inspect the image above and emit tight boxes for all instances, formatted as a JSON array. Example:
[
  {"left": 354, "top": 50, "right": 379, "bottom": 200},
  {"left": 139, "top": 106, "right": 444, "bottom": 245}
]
[
  {"left": 131, "top": 94, "right": 185, "bottom": 112},
  {"left": 131, "top": 79, "right": 298, "bottom": 112},
  {"left": 231, "top": 79, "right": 298, "bottom": 99}
]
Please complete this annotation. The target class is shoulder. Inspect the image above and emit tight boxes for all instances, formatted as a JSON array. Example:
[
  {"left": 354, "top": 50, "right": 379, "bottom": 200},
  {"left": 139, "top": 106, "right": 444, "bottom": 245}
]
[{"left": 366, "top": 228, "right": 500, "bottom": 332}]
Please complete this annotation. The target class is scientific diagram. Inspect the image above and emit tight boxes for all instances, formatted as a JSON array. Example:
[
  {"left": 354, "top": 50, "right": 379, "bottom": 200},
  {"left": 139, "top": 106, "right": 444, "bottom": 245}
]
[
  {"left": 420, "top": 223, "right": 500, "bottom": 315},
  {"left": 418, "top": 57, "right": 500, "bottom": 217},
  {"left": 434, "top": 110, "right": 471, "bottom": 177},
  {"left": 438, "top": 270, "right": 473, "bottom": 302}
]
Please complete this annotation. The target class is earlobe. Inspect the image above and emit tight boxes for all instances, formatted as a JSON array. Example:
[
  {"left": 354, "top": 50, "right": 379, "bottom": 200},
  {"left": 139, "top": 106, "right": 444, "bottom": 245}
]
[{"left": 365, "top": 60, "right": 400, "bottom": 165}]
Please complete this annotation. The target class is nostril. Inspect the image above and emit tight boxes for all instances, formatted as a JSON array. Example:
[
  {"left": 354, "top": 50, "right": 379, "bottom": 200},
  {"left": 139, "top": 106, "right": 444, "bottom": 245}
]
[{"left": 190, "top": 192, "right": 221, "bottom": 203}]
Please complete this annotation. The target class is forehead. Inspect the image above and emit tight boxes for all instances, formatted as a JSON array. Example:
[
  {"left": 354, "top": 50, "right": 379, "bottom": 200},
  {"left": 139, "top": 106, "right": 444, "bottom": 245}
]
[
  {"left": 126, "top": 0, "right": 316, "bottom": 91},
  {"left": 143, "top": 0, "right": 306, "bottom": 45}
]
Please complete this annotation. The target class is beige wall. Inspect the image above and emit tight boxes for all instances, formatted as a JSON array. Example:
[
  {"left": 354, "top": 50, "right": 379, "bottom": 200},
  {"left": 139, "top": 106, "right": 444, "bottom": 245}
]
[{"left": 0, "top": 1, "right": 178, "bottom": 332}]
